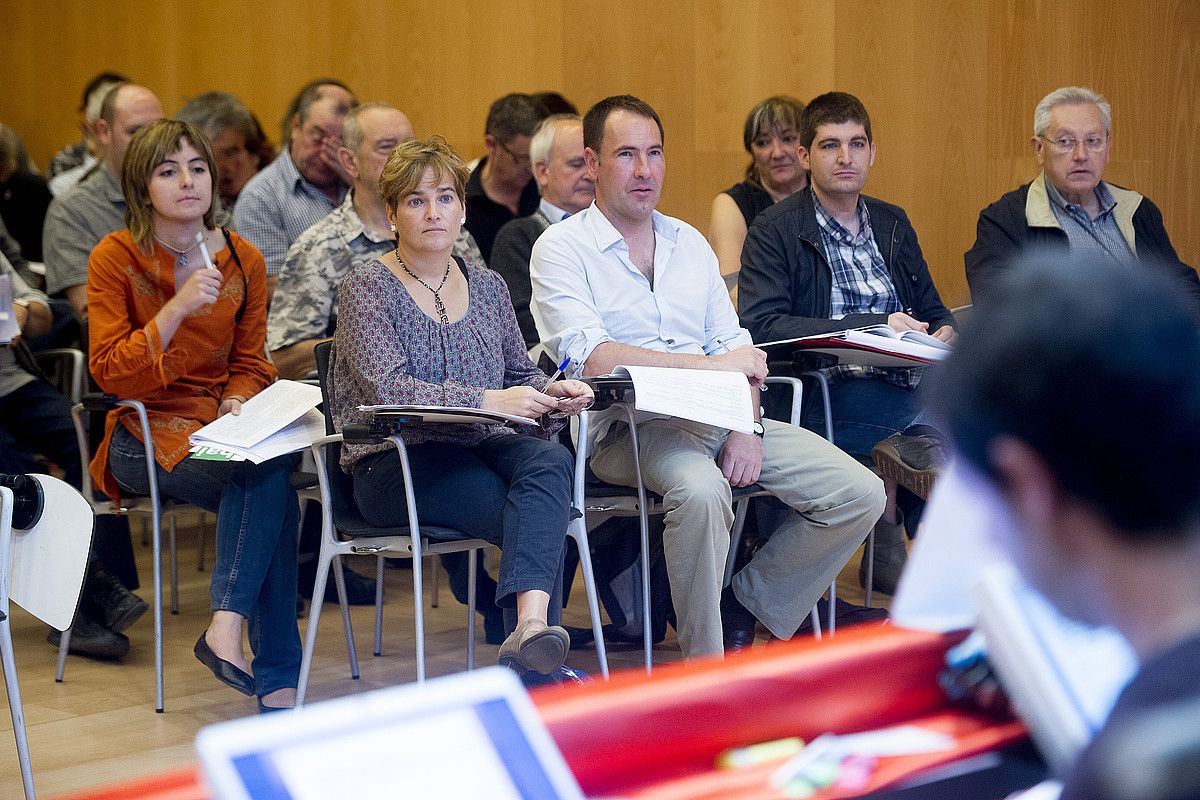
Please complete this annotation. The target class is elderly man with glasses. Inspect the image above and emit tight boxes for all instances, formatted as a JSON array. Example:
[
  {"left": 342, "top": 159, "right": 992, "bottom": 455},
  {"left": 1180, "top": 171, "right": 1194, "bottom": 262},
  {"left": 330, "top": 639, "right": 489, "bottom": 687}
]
[
  {"left": 966, "top": 85, "right": 1200, "bottom": 307},
  {"left": 464, "top": 93, "right": 545, "bottom": 263}
]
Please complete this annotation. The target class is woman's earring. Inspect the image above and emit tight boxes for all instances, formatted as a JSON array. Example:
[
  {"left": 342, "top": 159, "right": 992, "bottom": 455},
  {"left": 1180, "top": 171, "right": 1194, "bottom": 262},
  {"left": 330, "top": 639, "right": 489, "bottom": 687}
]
[
  {"left": 389, "top": 224, "right": 396, "bottom": 232},
  {"left": 460, "top": 217, "right": 466, "bottom": 225}
]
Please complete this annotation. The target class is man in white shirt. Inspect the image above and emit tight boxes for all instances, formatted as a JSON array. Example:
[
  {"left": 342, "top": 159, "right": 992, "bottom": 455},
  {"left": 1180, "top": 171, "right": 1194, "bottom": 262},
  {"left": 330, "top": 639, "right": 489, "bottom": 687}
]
[{"left": 530, "top": 95, "right": 885, "bottom": 658}]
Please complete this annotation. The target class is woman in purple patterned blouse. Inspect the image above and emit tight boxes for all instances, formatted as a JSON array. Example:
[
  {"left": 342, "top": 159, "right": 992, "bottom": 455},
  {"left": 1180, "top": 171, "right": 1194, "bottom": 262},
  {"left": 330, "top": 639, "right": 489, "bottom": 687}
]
[{"left": 328, "top": 136, "right": 593, "bottom": 681}]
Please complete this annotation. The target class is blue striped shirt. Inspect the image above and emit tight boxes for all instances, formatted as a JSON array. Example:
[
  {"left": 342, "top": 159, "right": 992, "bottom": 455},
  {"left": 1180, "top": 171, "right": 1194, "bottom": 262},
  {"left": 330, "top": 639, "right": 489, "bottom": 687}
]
[{"left": 232, "top": 150, "right": 347, "bottom": 277}]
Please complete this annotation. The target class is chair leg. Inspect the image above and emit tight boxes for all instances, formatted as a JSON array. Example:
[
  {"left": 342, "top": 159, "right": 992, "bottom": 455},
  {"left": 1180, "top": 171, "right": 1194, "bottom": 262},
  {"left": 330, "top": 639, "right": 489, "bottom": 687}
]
[
  {"left": 828, "top": 581, "right": 837, "bottom": 636},
  {"left": 466, "top": 549, "right": 476, "bottom": 671},
  {"left": 168, "top": 514, "right": 179, "bottom": 615},
  {"left": 329, "top": 554, "right": 358, "bottom": 679},
  {"left": 54, "top": 624, "right": 70, "bottom": 682},
  {"left": 373, "top": 558, "right": 385, "bottom": 657},
  {"left": 724, "top": 499, "right": 750, "bottom": 588},
  {"left": 430, "top": 556, "right": 440, "bottom": 608},
  {"left": 152, "top": 508, "right": 164, "bottom": 712},
  {"left": 810, "top": 603, "right": 822, "bottom": 641},
  {"left": 139, "top": 516, "right": 149, "bottom": 548},
  {"left": 1, "top": 617, "right": 36, "bottom": 799},
  {"left": 196, "top": 521, "right": 207, "bottom": 572},
  {"left": 864, "top": 529, "right": 875, "bottom": 609},
  {"left": 568, "top": 522, "right": 609, "bottom": 678},
  {"left": 297, "top": 546, "right": 339, "bottom": 707},
  {"left": 412, "top": 546, "right": 426, "bottom": 683}
]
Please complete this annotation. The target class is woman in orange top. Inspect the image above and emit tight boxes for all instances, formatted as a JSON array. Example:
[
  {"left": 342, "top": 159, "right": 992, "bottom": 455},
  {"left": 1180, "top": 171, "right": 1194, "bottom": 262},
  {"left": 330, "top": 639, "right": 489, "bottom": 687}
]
[{"left": 87, "top": 120, "right": 300, "bottom": 712}]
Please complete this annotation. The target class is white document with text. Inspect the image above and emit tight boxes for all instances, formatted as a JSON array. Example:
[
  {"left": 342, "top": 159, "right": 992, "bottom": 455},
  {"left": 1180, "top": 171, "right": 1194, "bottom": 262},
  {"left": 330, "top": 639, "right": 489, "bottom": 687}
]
[{"left": 615, "top": 365, "right": 754, "bottom": 434}]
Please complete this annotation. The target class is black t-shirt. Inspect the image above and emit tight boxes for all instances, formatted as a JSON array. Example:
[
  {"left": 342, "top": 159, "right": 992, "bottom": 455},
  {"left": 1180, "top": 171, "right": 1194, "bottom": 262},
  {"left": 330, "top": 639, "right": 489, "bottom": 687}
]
[
  {"left": 464, "top": 158, "right": 540, "bottom": 264},
  {"left": 723, "top": 180, "right": 774, "bottom": 228}
]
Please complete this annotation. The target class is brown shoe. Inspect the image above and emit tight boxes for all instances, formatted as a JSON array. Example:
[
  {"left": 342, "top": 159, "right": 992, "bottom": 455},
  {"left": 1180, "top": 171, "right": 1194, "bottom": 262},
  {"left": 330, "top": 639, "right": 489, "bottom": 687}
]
[
  {"left": 499, "top": 620, "right": 569, "bottom": 676},
  {"left": 872, "top": 428, "right": 946, "bottom": 500}
]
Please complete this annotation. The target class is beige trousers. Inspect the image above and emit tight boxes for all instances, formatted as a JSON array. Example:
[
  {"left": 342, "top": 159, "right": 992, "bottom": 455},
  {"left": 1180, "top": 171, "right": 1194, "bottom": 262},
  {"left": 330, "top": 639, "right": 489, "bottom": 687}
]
[{"left": 590, "top": 416, "right": 885, "bottom": 658}]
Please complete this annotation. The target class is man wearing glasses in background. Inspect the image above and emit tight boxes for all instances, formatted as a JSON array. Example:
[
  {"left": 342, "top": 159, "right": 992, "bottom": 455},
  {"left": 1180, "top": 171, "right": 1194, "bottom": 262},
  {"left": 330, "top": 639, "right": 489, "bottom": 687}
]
[
  {"left": 965, "top": 86, "right": 1200, "bottom": 306},
  {"left": 234, "top": 79, "right": 356, "bottom": 298},
  {"left": 464, "top": 93, "right": 544, "bottom": 263}
]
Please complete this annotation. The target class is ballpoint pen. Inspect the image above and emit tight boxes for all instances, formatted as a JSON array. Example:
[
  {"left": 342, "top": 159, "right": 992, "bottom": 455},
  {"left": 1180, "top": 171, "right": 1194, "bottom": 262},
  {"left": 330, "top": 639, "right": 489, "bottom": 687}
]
[
  {"left": 196, "top": 231, "right": 218, "bottom": 271},
  {"left": 546, "top": 356, "right": 571, "bottom": 383}
]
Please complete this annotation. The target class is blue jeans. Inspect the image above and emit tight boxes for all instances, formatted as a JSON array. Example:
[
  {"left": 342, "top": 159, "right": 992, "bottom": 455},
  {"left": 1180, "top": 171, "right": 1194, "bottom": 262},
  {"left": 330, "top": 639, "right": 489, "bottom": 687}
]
[
  {"left": 353, "top": 433, "right": 571, "bottom": 611},
  {"left": 107, "top": 425, "right": 302, "bottom": 695},
  {"left": 800, "top": 376, "right": 921, "bottom": 459}
]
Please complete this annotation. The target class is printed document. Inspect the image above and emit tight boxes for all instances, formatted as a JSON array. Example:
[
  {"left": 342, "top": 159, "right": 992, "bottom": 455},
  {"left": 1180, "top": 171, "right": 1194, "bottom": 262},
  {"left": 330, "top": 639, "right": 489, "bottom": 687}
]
[
  {"left": 189, "top": 380, "right": 323, "bottom": 456},
  {"left": 613, "top": 365, "right": 754, "bottom": 434}
]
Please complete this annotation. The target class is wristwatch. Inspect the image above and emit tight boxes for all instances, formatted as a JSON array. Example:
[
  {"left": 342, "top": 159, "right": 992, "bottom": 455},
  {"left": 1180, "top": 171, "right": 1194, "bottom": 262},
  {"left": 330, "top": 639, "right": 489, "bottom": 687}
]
[{"left": 751, "top": 421, "right": 765, "bottom": 438}]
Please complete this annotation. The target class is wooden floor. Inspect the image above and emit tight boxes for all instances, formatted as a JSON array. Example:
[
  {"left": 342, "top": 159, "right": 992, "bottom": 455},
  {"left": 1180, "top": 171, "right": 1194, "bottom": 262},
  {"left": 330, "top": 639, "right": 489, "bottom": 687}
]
[{"left": 0, "top": 515, "right": 890, "bottom": 798}]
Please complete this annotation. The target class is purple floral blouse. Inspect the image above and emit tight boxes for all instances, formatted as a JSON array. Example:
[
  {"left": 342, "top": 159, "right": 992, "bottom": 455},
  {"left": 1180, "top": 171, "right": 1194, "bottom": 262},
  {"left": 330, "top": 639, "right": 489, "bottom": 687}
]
[{"left": 329, "top": 257, "right": 552, "bottom": 472}]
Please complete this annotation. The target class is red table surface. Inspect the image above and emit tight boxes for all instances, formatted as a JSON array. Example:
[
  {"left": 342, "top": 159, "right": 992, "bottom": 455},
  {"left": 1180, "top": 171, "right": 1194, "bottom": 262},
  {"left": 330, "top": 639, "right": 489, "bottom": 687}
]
[{"left": 53, "top": 624, "right": 1026, "bottom": 800}]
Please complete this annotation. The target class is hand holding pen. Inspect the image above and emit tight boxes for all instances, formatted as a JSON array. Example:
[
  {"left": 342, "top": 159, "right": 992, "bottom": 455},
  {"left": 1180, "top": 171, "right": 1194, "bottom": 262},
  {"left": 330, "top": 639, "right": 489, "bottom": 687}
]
[
  {"left": 713, "top": 336, "right": 769, "bottom": 389},
  {"left": 545, "top": 356, "right": 594, "bottom": 416}
]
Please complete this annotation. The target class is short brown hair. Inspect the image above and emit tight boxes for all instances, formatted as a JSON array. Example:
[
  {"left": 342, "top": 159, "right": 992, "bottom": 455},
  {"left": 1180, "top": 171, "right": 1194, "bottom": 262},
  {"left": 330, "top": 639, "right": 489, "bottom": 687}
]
[
  {"left": 583, "top": 95, "right": 664, "bottom": 153},
  {"left": 378, "top": 136, "right": 469, "bottom": 214},
  {"left": 799, "top": 91, "right": 872, "bottom": 150},
  {"left": 742, "top": 95, "right": 806, "bottom": 184},
  {"left": 122, "top": 119, "right": 222, "bottom": 250}
]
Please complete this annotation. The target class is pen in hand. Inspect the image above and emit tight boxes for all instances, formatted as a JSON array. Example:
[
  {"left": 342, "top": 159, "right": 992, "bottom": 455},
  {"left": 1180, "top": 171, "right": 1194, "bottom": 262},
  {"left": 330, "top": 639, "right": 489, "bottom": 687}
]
[
  {"left": 196, "top": 231, "right": 219, "bottom": 272},
  {"left": 546, "top": 356, "right": 571, "bottom": 384}
]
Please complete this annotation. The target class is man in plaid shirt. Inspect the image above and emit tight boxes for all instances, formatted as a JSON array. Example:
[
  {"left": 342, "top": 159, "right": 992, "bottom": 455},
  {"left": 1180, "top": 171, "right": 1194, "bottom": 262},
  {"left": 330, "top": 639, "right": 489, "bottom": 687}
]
[{"left": 738, "top": 92, "right": 956, "bottom": 595}]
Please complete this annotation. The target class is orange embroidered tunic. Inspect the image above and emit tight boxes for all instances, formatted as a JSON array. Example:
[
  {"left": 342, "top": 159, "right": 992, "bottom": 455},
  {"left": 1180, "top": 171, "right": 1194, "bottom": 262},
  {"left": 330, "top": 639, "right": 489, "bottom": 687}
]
[{"left": 86, "top": 229, "right": 276, "bottom": 500}]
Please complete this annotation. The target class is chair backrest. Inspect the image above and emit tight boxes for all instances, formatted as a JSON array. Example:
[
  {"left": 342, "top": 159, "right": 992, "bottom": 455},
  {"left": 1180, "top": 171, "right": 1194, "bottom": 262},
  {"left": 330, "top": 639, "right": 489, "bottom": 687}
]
[
  {"left": 312, "top": 340, "right": 369, "bottom": 530},
  {"left": 33, "top": 347, "right": 84, "bottom": 403},
  {"left": 0, "top": 474, "right": 92, "bottom": 630}
]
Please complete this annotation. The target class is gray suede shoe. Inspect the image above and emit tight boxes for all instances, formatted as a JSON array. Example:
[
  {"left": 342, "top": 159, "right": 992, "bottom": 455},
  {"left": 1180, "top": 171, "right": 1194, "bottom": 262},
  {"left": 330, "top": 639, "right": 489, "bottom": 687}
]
[{"left": 498, "top": 620, "right": 570, "bottom": 676}]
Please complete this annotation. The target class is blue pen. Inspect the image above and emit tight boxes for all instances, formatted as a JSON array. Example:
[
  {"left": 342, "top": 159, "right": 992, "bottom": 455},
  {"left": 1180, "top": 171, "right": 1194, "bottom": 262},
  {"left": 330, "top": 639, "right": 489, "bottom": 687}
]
[{"left": 547, "top": 356, "right": 571, "bottom": 383}]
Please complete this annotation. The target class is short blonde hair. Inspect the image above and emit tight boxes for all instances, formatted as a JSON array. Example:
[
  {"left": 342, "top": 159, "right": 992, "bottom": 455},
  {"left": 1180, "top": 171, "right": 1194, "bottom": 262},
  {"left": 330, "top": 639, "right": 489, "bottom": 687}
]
[
  {"left": 122, "top": 119, "right": 223, "bottom": 250},
  {"left": 379, "top": 135, "right": 469, "bottom": 213}
]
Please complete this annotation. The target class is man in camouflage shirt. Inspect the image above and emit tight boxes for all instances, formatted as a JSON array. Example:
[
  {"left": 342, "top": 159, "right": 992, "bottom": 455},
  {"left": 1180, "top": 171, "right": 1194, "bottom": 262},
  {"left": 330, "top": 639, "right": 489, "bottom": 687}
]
[{"left": 268, "top": 103, "right": 484, "bottom": 379}]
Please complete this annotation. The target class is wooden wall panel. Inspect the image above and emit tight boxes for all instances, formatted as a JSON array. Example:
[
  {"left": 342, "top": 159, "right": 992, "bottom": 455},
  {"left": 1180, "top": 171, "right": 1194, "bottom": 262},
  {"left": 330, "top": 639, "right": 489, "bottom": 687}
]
[{"left": 1, "top": 0, "right": 1197, "bottom": 307}]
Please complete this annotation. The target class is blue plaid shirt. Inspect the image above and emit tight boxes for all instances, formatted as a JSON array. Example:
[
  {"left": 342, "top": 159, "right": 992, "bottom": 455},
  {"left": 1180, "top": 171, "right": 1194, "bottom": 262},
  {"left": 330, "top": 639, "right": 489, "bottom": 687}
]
[
  {"left": 813, "top": 190, "right": 917, "bottom": 388},
  {"left": 1045, "top": 177, "right": 1133, "bottom": 264},
  {"left": 232, "top": 150, "right": 347, "bottom": 277}
]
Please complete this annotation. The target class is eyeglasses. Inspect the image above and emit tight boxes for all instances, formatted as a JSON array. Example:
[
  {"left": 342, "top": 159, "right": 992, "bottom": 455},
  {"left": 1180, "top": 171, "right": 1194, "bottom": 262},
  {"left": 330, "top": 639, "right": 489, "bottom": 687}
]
[
  {"left": 497, "top": 138, "right": 531, "bottom": 168},
  {"left": 1040, "top": 134, "right": 1108, "bottom": 154}
]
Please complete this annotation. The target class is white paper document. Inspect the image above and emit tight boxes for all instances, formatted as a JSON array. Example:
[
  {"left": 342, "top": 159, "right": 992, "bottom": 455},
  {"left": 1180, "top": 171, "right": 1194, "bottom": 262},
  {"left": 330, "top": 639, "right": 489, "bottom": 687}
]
[
  {"left": 189, "top": 380, "right": 323, "bottom": 458},
  {"left": 612, "top": 365, "right": 754, "bottom": 434},
  {"left": 0, "top": 274, "right": 21, "bottom": 344}
]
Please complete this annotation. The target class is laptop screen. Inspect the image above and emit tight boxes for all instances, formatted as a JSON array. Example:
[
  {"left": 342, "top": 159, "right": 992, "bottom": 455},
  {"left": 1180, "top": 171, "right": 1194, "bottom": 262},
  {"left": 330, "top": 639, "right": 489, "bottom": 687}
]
[{"left": 198, "top": 668, "right": 584, "bottom": 800}]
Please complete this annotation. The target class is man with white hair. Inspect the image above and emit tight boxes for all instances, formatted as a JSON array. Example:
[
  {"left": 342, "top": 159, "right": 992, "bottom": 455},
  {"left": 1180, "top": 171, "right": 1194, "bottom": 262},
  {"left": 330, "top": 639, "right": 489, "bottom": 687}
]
[
  {"left": 965, "top": 85, "right": 1199, "bottom": 305},
  {"left": 491, "top": 113, "right": 595, "bottom": 348}
]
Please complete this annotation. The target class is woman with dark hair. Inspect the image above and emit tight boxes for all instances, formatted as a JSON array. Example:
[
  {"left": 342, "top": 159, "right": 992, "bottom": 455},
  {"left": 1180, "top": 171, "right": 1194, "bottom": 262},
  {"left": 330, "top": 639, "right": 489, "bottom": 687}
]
[
  {"left": 329, "top": 136, "right": 592, "bottom": 680},
  {"left": 87, "top": 119, "right": 301, "bottom": 712},
  {"left": 708, "top": 95, "right": 807, "bottom": 301},
  {"left": 176, "top": 91, "right": 275, "bottom": 212}
]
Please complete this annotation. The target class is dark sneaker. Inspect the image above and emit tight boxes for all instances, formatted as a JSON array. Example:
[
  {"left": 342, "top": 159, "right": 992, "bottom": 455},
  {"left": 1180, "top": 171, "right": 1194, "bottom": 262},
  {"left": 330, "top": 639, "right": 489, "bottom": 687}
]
[
  {"left": 84, "top": 564, "right": 149, "bottom": 633},
  {"left": 872, "top": 427, "right": 947, "bottom": 500},
  {"left": 48, "top": 616, "right": 130, "bottom": 661},
  {"left": 514, "top": 664, "right": 592, "bottom": 689},
  {"left": 795, "top": 598, "right": 888, "bottom": 635}
]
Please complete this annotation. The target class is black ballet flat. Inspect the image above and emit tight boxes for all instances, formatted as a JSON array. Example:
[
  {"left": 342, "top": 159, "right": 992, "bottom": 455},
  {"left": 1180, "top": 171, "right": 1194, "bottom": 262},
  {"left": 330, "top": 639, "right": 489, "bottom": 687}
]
[
  {"left": 194, "top": 632, "right": 255, "bottom": 696},
  {"left": 257, "top": 697, "right": 292, "bottom": 714}
]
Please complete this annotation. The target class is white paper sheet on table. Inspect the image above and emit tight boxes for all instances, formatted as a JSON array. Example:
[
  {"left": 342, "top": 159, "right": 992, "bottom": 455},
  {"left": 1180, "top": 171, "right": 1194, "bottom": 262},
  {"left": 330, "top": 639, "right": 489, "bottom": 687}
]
[{"left": 613, "top": 365, "right": 754, "bottom": 434}]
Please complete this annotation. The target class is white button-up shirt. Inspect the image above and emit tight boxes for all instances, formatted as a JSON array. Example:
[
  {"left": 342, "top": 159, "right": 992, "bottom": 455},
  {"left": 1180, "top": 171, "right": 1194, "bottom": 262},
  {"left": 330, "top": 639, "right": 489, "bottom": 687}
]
[{"left": 530, "top": 201, "right": 752, "bottom": 380}]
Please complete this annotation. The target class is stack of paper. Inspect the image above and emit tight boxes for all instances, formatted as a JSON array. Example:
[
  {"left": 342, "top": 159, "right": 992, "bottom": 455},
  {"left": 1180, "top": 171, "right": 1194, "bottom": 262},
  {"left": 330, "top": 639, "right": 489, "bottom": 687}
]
[{"left": 189, "top": 380, "right": 324, "bottom": 463}]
